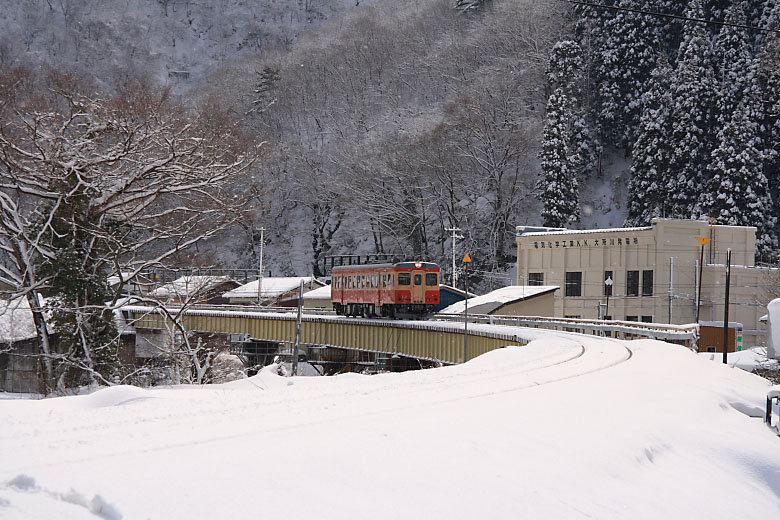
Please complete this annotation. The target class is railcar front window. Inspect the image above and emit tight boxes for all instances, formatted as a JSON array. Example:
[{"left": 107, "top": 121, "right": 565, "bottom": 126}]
[
  {"left": 398, "top": 273, "right": 411, "bottom": 285},
  {"left": 414, "top": 274, "right": 422, "bottom": 285},
  {"left": 426, "top": 273, "right": 438, "bottom": 286}
]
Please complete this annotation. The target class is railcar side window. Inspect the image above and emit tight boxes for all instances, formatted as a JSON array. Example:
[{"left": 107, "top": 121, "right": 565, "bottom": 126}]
[
  {"left": 414, "top": 274, "right": 422, "bottom": 285},
  {"left": 426, "top": 273, "right": 438, "bottom": 286},
  {"left": 398, "top": 273, "right": 411, "bottom": 285}
]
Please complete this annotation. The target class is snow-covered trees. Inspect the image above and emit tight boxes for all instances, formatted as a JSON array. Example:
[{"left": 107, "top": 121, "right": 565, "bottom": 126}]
[
  {"left": 666, "top": 1, "right": 717, "bottom": 218},
  {"left": 597, "top": 0, "right": 663, "bottom": 148},
  {"left": 538, "top": 89, "right": 580, "bottom": 228},
  {"left": 625, "top": 56, "right": 674, "bottom": 225},
  {"left": 537, "top": 40, "right": 588, "bottom": 228},
  {"left": 703, "top": 99, "right": 776, "bottom": 252},
  {"left": 0, "top": 82, "right": 257, "bottom": 391}
]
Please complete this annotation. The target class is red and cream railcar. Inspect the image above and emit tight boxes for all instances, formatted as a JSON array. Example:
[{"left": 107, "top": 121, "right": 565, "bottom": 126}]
[{"left": 331, "top": 262, "right": 440, "bottom": 318}]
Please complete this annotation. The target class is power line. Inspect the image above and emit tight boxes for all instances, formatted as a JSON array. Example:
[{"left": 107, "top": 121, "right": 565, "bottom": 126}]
[{"left": 564, "top": 0, "right": 780, "bottom": 35}]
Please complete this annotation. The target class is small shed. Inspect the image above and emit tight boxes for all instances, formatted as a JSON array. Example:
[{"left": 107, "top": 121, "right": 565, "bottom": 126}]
[
  {"left": 302, "top": 284, "right": 332, "bottom": 310},
  {"left": 439, "top": 285, "right": 559, "bottom": 317},
  {"left": 437, "top": 285, "right": 476, "bottom": 312},
  {"left": 0, "top": 297, "right": 41, "bottom": 393},
  {"left": 698, "top": 321, "right": 744, "bottom": 353},
  {"left": 223, "top": 277, "right": 325, "bottom": 306},
  {"left": 149, "top": 276, "right": 240, "bottom": 305}
]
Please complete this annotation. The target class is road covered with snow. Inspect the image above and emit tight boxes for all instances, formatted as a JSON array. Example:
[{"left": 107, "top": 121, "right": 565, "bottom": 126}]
[{"left": 1, "top": 332, "right": 779, "bottom": 519}]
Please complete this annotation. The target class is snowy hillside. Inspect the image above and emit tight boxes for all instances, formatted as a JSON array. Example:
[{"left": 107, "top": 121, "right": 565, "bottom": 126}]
[
  {"left": 0, "top": 0, "right": 377, "bottom": 91},
  {"left": 1, "top": 336, "right": 778, "bottom": 518}
]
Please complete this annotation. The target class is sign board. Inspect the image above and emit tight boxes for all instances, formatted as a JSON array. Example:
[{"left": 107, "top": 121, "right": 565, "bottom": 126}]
[
  {"left": 737, "top": 326, "right": 743, "bottom": 351},
  {"left": 696, "top": 237, "right": 712, "bottom": 246},
  {"left": 462, "top": 253, "right": 472, "bottom": 263}
]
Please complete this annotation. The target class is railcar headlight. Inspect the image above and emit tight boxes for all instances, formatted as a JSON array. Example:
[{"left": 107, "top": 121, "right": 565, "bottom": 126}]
[{"left": 415, "top": 262, "right": 422, "bottom": 268}]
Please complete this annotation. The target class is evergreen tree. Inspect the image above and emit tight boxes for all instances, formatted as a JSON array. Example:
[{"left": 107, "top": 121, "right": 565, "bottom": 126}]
[
  {"left": 538, "top": 88, "right": 580, "bottom": 228},
  {"left": 703, "top": 99, "right": 776, "bottom": 252},
  {"left": 667, "top": 0, "right": 717, "bottom": 217},
  {"left": 246, "top": 66, "right": 280, "bottom": 116},
  {"left": 625, "top": 56, "right": 674, "bottom": 225},
  {"left": 546, "top": 40, "right": 601, "bottom": 180},
  {"left": 597, "top": 0, "right": 663, "bottom": 148},
  {"left": 34, "top": 178, "right": 123, "bottom": 387},
  {"left": 712, "top": 1, "right": 762, "bottom": 130},
  {"left": 757, "top": 9, "right": 780, "bottom": 248}
]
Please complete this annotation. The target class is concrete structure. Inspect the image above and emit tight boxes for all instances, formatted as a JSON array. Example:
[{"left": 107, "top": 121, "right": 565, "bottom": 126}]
[
  {"left": 441, "top": 286, "right": 559, "bottom": 317},
  {"left": 516, "top": 218, "right": 772, "bottom": 348}
]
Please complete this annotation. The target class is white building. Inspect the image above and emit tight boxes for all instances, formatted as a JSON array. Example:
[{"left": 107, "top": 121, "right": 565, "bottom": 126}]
[{"left": 516, "top": 218, "right": 773, "bottom": 348}]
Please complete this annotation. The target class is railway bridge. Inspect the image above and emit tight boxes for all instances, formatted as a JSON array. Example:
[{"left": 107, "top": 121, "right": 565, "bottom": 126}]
[{"left": 125, "top": 305, "right": 698, "bottom": 371}]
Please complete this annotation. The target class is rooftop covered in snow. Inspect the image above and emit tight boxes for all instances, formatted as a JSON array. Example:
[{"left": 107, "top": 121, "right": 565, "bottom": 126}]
[
  {"left": 224, "top": 277, "right": 323, "bottom": 300},
  {"left": 149, "top": 276, "right": 236, "bottom": 299},
  {"left": 440, "top": 285, "right": 559, "bottom": 315}
]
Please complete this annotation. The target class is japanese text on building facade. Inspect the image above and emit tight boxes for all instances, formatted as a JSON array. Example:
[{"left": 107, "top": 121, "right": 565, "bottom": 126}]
[{"left": 532, "top": 237, "right": 640, "bottom": 249}]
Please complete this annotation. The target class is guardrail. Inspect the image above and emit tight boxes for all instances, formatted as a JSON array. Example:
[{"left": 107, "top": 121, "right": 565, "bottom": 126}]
[{"left": 434, "top": 313, "right": 698, "bottom": 346}]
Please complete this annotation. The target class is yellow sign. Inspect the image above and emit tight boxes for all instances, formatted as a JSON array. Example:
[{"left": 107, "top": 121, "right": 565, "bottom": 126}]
[
  {"left": 462, "top": 253, "right": 472, "bottom": 263},
  {"left": 696, "top": 237, "right": 712, "bottom": 246}
]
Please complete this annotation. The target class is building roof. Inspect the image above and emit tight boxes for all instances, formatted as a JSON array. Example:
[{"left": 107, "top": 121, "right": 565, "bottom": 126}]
[
  {"left": 302, "top": 284, "right": 331, "bottom": 299},
  {"left": 150, "top": 275, "right": 235, "bottom": 299},
  {"left": 0, "top": 297, "right": 38, "bottom": 342},
  {"left": 440, "top": 285, "right": 559, "bottom": 315},
  {"left": 224, "top": 277, "right": 322, "bottom": 299},
  {"left": 439, "top": 284, "right": 478, "bottom": 298},
  {"left": 519, "top": 226, "right": 652, "bottom": 237}
]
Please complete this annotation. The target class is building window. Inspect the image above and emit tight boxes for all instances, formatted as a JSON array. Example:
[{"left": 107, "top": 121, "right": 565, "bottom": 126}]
[
  {"left": 641, "top": 315, "right": 653, "bottom": 323},
  {"left": 565, "top": 272, "right": 582, "bottom": 297},
  {"left": 642, "top": 270, "right": 653, "bottom": 296},
  {"left": 626, "top": 270, "right": 639, "bottom": 297},
  {"left": 626, "top": 315, "right": 638, "bottom": 322},
  {"left": 706, "top": 346, "right": 716, "bottom": 353},
  {"left": 604, "top": 271, "right": 613, "bottom": 296},
  {"left": 528, "top": 272, "right": 544, "bottom": 286}
]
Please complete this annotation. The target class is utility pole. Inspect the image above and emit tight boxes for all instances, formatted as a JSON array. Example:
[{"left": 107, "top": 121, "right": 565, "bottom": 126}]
[
  {"left": 293, "top": 279, "right": 303, "bottom": 376},
  {"left": 445, "top": 226, "right": 463, "bottom": 287},
  {"left": 256, "top": 227, "right": 265, "bottom": 305},
  {"left": 462, "top": 253, "right": 472, "bottom": 363},
  {"left": 723, "top": 249, "right": 731, "bottom": 364},
  {"left": 695, "top": 237, "right": 712, "bottom": 324},
  {"left": 668, "top": 256, "right": 674, "bottom": 324}
]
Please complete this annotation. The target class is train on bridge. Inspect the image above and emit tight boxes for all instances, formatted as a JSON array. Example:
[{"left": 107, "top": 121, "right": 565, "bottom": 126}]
[{"left": 330, "top": 261, "right": 441, "bottom": 319}]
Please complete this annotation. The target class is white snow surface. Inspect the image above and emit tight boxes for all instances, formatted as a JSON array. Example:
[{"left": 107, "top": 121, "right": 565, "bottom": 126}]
[
  {"left": 1, "top": 334, "right": 779, "bottom": 519},
  {"left": 440, "top": 285, "right": 559, "bottom": 314},
  {"left": 0, "top": 297, "right": 37, "bottom": 342},
  {"left": 223, "top": 276, "right": 320, "bottom": 299}
]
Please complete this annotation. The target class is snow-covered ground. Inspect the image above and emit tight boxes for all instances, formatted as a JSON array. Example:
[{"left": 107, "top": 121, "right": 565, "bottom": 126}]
[{"left": 1, "top": 333, "right": 779, "bottom": 519}]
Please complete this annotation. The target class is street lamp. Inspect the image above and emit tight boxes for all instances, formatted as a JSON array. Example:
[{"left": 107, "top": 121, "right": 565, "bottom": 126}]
[{"left": 604, "top": 275, "right": 613, "bottom": 320}]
